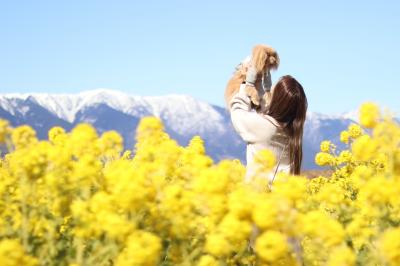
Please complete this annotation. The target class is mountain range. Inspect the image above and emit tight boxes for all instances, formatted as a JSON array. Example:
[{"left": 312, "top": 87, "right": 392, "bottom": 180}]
[{"left": 0, "top": 89, "right": 357, "bottom": 169}]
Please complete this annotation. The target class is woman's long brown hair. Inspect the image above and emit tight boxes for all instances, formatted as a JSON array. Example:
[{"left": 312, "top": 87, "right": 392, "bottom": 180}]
[{"left": 266, "top": 75, "right": 308, "bottom": 175}]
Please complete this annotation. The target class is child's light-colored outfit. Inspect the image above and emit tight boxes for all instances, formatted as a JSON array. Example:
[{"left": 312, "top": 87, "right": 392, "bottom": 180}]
[{"left": 229, "top": 84, "right": 290, "bottom": 183}]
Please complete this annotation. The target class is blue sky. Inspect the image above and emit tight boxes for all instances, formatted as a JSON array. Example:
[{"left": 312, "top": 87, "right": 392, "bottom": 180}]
[{"left": 1, "top": 0, "right": 399, "bottom": 114}]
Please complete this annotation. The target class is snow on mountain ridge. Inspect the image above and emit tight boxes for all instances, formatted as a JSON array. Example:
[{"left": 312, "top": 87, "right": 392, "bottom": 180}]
[
  {"left": 1, "top": 89, "right": 147, "bottom": 122},
  {"left": 0, "top": 89, "right": 226, "bottom": 134},
  {"left": 340, "top": 110, "right": 359, "bottom": 122}
]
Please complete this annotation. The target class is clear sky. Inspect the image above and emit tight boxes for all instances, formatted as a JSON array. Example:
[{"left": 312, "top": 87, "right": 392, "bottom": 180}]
[{"left": 1, "top": 0, "right": 399, "bottom": 114}]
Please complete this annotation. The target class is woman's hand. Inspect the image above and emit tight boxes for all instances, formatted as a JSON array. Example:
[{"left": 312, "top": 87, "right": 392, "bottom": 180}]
[{"left": 244, "top": 85, "right": 261, "bottom": 106}]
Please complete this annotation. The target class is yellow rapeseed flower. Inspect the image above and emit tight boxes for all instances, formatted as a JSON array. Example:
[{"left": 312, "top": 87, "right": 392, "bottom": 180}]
[
  {"left": 315, "top": 152, "right": 334, "bottom": 167},
  {"left": 300, "top": 211, "right": 345, "bottom": 247},
  {"left": 320, "top": 140, "right": 331, "bottom": 152},
  {"left": 379, "top": 228, "right": 400, "bottom": 265},
  {"left": 0, "top": 239, "right": 38, "bottom": 266},
  {"left": 340, "top": 130, "right": 350, "bottom": 144},
  {"left": 338, "top": 150, "right": 353, "bottom": 164},
  {"left": 115, "top": 231, "right": 161, "bottom": 266},
  {"left": 48, "top": 126, "right": 66, "bottom": 145},
  {"left": 11, "top": 125, "right": 37, "bottom": 149},
  {"left": 255, "top": 230, "right": 289, "bottom": 262},
  {"left": 188, "top": 135, "right": 206, "bottom": 155},
  {"left": 0, "top": 103, "right": 399, "bottom": 265},
  {"left": 254, "top": 149, "right": 276, "bottom": 172},
  {"left": 218, "top": 214, "right": 252, "bottom": 244},
  {"left": 352, "top": 135, "right": 378, "bottom": 161},
  {"left": 197, "top": 255, "right": 219, "bottom": 266},
  {"left": 327, "top": 245, "right": 356, "bottom": 266},
  {"left": 97, "top": 130, "right": 123, "bottom": 158},
  {"left": 348, "top": 124, "right": 362, "bottom": 139},
  {"left": 359, "top": 102, "right": 380, "bottom": 128},
  {"left": 205, "top": 233, "right": 232, "bottom": 257}
]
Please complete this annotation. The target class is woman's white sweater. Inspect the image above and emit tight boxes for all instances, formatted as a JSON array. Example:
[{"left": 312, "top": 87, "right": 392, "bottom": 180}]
[{"left": 229, "top": 84, "right": 291, "bottom": 182}]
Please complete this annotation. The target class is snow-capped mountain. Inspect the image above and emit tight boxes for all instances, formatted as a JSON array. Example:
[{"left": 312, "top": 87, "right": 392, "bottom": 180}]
[
  {"left": 0, "top": 89, "right": 358, "bottom": 169},
  {"left": 1, "top": 89, "right": 225, "bottom": 135}
]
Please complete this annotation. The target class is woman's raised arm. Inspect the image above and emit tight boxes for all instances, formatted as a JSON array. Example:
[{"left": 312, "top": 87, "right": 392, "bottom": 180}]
[{"left": 229, "top": 85, "right": 273, "bottom": 143}]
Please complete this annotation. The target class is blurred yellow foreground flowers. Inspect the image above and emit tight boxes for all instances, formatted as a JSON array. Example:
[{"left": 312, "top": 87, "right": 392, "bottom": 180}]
[{"left": 0, "top": 102, "right": 398, "bottom": 265}]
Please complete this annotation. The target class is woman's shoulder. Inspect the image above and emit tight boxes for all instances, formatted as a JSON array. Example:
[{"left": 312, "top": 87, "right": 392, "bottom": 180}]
[
  {"left": 258, "top": 113, "right": 282, "bottom": 129},
  {"left": 258, "top": 113, "right": 290, "bottom": 142}
]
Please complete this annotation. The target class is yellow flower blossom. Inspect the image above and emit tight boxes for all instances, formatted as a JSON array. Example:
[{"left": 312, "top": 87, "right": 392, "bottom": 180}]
[
  {"left": 315, "top": 152, "right": 334, "bottom": 166},
  {"left": 320, "top": 140, "right": 331, "bottom": 152},
  {"left": 351, "top": 135, "right": 379, "bottom": 161},
  {"left": 218, "top": 214, "right": 252, "bottom": 244},
  {"left": 48, "top": 126, "right": 66, "bottom": 145},
  {"left": 0, "top": 239, "right": 38, "bottom": 266},
  {"left": 379, "top": 228, "right": 400, "bottom": 265},
  {"left": 340, "top": 130, "right": 350, "bottom": 144},
  {"left": 0, "top": 102, "right": 398, "bottom": 265},
  {"left": 348, "top": 124, "right": 362, "bottom": 139},
  {"left": 327, "top": 245, "right": 356, "bottom": 266},
  {"left": 254, "top": 149, "right": 276, "bottom": 172},
  {"left": 205, "top": 233, "right": 232, "bottom": 257},
  {"left": 359, "top": 102, "right": 380, "bottom": 128},
  {"left": 115, "top": 231, "right": 161, "bottom": 266},
  {"left": 188, "top": 135, "right": 206, "bottom": 155},
  {"left": 197, "top": 255, "right": 219, "bottom": 266},
  {"left": 252, "top": 195, "right": 280, "bottom": 230},
  {"left": 97, "top": 130, "right": 123, "bottom": 158},
  {"left": 11, "top": 125, "right": 37, "bottom": 149},
  {"left": 300, "top": 211, "right": 345, "bottom": 247},
  {"left": 338, "top": 150, "right": 353, "bottom": 164},
  {"left": 255, "top": 230, "right": 289, "bottom": 262}
]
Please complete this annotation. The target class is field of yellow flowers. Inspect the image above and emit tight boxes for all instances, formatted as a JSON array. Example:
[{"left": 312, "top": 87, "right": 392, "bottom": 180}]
[{"left": 0, "top": 102, "right": 399, "bottom": 266}]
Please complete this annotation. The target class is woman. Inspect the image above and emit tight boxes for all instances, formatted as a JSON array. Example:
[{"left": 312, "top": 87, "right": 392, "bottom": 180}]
[{"left": 229, "top": 75, "right": 308, "bottom": 184}]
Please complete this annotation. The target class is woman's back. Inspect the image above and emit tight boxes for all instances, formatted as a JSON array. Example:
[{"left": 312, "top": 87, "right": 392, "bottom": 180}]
[{"left": 230, "top": 84, "right": 290, "bottom": 182}]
